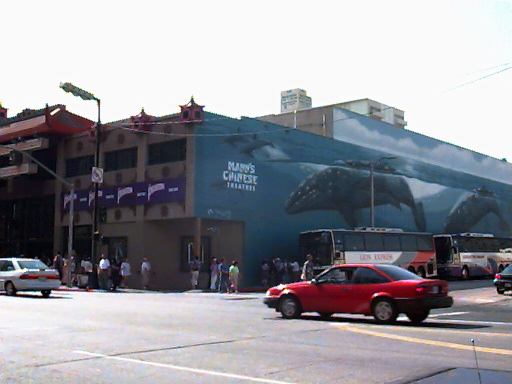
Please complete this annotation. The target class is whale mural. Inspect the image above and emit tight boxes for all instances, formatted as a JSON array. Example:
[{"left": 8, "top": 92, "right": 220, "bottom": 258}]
[
  {"left": 285, "top": 166, "right": 426, "bottom": 231},
  {"left": 443, "top": 186, "right": 509, "bottom": 234}
]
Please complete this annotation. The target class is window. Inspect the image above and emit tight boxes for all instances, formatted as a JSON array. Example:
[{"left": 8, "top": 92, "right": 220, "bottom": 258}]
[
  {"left": 104, "top": 148, "right": 137, "bottom": 172},
  {"left": 400, "top": 234, "right": 418, "bottom": 251},
  {"left": 0, "top": 260, "right": 14, "bottom": 271},
  {"left": 383, "top": 235, "right": 401, "bottom": 251},
  {"left": 148, "top": 139, "right": 186, "bottom": 165},
  {"left": 364, "top": 233, "right": 383, "bottom": 251},
  {"left": 66, "top": 155, "right": 94, "bottom": 177},
  {"left": 318, "top": 267, "right": 355, "bottom": 284},
  {"left": 416, "top": 235, "right": 434, "bottom": 251},
  {"left": 344, "top": 234, "right": 365, "bottom": 251},
  {"left": 353, "top": 267, "right": 389, "bottom": 284}
]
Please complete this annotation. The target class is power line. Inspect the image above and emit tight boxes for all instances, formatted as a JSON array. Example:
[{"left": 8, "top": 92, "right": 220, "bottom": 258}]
[{"left": 441, "top": 65, "right": 512, "bottom": 93}]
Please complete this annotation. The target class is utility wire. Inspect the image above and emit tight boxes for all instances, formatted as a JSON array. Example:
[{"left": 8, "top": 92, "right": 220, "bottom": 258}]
[{"left": 441, "top": 65, "right": 512, "bottom": 93}]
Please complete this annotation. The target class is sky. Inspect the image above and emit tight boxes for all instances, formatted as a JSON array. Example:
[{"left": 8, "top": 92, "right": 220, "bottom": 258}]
[{"left": 2, "top": 0, "right": 511, "bottom": 161}]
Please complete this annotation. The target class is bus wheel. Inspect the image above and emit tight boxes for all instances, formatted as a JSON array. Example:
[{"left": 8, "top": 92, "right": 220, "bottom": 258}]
[
  {"left": 498, "top": 265, "right": 504, "bottom": 273},
  {"left": 461, "top": 266, "right": 470, "bottom": 280},
  {"left": 417, "top": 267, "right": 426, "bottom": 278},
  {"left": 407, "top": 266, "right": 416, "bottom": 274}
]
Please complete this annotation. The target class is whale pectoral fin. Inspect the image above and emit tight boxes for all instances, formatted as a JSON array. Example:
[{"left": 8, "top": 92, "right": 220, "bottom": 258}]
[
  {"left": 413, "top": 202, "right": 426, "bottom": 232},
  {"left": 339, "top": 207, "right": 358, "bottom": 229}
]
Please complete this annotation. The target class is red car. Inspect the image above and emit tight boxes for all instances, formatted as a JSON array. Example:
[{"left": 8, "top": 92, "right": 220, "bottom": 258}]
[{"left": 264, "top": 264, "right": 453, "bottom": 324}]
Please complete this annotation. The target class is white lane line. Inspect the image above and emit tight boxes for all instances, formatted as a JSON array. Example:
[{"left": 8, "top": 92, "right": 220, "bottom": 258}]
[
  {"left": 428, "top": 311, "right": 469, "bottom": 317},
  {"left": 74, "top": 350, "right": 298, "bottom": 384}
]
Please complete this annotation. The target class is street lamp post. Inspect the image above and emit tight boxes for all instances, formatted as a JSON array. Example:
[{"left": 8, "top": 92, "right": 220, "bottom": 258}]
[
  {"left": 60, "top": 82, "right": 101, "bottom": 277},
  {"left": 369, "top": 156, "right": 397, "bottom": 227}
]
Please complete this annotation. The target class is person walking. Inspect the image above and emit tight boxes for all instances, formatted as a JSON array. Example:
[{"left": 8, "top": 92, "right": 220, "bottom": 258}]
[
  {"left": 301, "top": 253, "right": 314, "bottom": 281},
  {"left": 190, "top": 256, "right": 201, "bottom": 289},
  {"left": 52, "top": 252, "right": 63, "bottom": 281},
  {"left": 141, "top": 257, "right": 151, "bottom": 289},
  {"left": 109, "top": 258, "right": 121, "bottom": 291},
  {"left": 229, "top": 260, "right": 242, "bottom": 293},
  {"left": 218, "top": 258, "right": 230, "bottom": 293},
  {"left": 290, "top": 260, "right": 301, "bottom": 282},
  {"left": 120, "top": 258, "right": 131, "bottom": 288},
  {"left": 97, "top": 254, "right": 111, "bottom": 290},
  {"left": 80, "top": 256, "right": 93, "bottom": 289},
  {"left": 209, "top": 258, "right": 219, "bottom": 291}
]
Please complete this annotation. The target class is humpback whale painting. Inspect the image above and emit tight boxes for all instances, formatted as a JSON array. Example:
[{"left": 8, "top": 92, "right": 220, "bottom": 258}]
[
  {"left": 285, "top": 166, "right": 426, "bottom": 231},
  {"left": 443, "top": 186, "right": 509, "bottom": 234}
]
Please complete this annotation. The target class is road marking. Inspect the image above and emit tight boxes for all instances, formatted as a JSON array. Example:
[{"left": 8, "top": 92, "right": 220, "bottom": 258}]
[
  {"left": 333, "top": 324, "right": 512, "bottom": 356},
  {"left": 74, "top": 350, "right": 298, "bottom": 384},
  {"left": 428, "top": 311, "right": 469, "bottom": 317}
]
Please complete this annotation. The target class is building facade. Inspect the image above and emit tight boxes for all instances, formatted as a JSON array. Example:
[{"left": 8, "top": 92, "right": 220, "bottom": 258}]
[{"left": 1, "top": 99, "right": 512, "bottom": 290}]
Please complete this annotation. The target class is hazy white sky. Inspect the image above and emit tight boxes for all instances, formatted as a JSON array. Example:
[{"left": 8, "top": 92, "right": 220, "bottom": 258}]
[{"left": 2, "top": 1, "right": 511, "bottom": 160}]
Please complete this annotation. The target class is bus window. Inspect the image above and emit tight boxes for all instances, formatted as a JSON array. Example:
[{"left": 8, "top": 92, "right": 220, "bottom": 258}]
[
  {"left": 344, "top": 234, "right": 365, "bottom": 251},
  {"left": 383, "top": 235, "right": 400, "bottom": 251},
  {"left": 416, "top": 234, "right": 434, "bottom": 251},
  {"left": 400, "top": 234, "right": 417, "bottom": 251},
  {"left": 364, "top": 233, "right": 384, "bottom": 251}
]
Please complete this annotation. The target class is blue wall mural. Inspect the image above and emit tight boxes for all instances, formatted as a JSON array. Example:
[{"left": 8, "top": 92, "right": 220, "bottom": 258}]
[{"left": 194, "top": 112, "right": 512, "bottom": 285}]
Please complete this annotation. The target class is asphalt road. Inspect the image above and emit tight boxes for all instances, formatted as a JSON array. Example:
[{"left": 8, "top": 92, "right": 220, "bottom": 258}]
[{"left": 1, "top": 282, "right": 511, "bottom": 384}]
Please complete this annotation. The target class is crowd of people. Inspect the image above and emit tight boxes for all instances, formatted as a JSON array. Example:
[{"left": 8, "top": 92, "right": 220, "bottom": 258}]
[
  {"left": 45, "top": 250, "right": 313, "bottom": 292},
  {"left": 260, "top": 256, "right": 311, "bottom": 287}
]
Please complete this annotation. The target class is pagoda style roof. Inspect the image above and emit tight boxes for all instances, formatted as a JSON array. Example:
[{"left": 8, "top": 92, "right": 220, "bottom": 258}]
[{"left": 0, "top": 105, "right": 94, "bottom": 144}]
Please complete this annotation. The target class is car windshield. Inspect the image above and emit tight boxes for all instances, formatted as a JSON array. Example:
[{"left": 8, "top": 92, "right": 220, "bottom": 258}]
[
  {"left": 502, "top": 264, "right": 512, "bottom": 274},
  {"left": 17, "top": 259, "right": 50, "bottom": 270},
  {"left": 375, "top": 265, "right": 422, "bottom": 281}
]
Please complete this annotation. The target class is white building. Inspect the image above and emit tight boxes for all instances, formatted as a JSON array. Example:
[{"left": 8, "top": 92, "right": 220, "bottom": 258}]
[
  {"left": 337, "top": 98, "right": 407, "bottom": 128},
  {"left": 281, "top": 89, "right": 312, "bottom": 113}
]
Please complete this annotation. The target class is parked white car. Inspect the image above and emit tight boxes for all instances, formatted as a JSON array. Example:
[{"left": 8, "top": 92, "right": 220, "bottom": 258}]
[{"left": 0, "top": 258, "right": 61, "bottom": 297}]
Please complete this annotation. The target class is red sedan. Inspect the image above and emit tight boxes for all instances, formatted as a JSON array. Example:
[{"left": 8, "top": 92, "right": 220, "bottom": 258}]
[{"left": 264, "top": 264, "right": 453, "bottom": 324}]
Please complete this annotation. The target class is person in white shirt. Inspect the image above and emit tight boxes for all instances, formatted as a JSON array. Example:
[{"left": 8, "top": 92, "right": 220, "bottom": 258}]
[
  {"left": 120, "top": 258, "right": 131, "bottom": 288},
  {"left": 97, "top": 254, "right": 111, "bottom": 290},
  {"left": 141, "top": 257, "right": 151, "bottom": 289},
  {"left": 80, "top": 256, "right": 93, "bottom": 289}
]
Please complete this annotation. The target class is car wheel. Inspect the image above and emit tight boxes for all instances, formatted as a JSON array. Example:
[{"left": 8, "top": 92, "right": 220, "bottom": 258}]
[
  {"left": 279, "top": 295, "right": 302, "bottom": 319},
  {"left": 461, "top": 266, "right": 470, "bottom": 280},
  {"left": 318, "top": 312, "right": 334, "bottom": 319},
  {"left": 406, "top": 309, "right": 430, "bottom": 323},
  {"left": 417, "top": 267, "right": 426, "bottom": 278},
  {"left": 5, "top": 282, "right": 17, "bottom": 296},
  {"left": 372, "top": 298, "right": 398, "bottom": 324},
  {"left": 497, "top": 287, "right": 505, "bottom": 295},
  {"left": 41, "top": 290, "right": 51, "bottom": 298}
]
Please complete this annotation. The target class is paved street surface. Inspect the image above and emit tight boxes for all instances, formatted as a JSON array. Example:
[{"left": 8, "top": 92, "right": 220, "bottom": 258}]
[{"left": 1, "top": 282, "right": 511, "bottom": 384}]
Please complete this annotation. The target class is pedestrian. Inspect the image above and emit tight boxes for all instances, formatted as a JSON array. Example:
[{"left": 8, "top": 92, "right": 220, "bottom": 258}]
[
  {"left": 301, "top": 253, "right": 314, "bottom": 281},
  {"left": 141, "top": 257, "right": 151, "bottom": 289},
  {"left": 97, "top": 253, "right": 111, "bottom": 290},
  {"left": 218, "top": 258, "right": 230, "bottom": 293},
  {"left": 120, "top": 258, "right": 131, "bottom": 288},
  {"left": 110, "top": 258, "right": 121, "bottom": 291},
  {"left": 52, "top": 252, "right": 63, "bottom": 281},
  {"left": 229, "top": 260, "right": 242, "bottom": 293},
  {"left": 261, "top": 259, "right": 270, "bottom": 287},
  {"left": 209, "top": 257, "right": 219, "bottom": 291},
  {"left": 290, "top": 260, "right": 301, "bottom": 282},
  {"left": 274, "top": 258, "right": 284, "bottom": 284},
  {"left": 189, "top": 256, "right": 201, "bottom": 289},
  {"left": 80, "top": 256, "right": 93, "bottom": 289}
]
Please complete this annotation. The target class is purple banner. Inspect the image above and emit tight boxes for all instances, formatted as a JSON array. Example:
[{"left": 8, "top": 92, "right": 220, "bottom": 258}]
[{"left": 62, "top": 178, "right": 185, "bottom": 211}]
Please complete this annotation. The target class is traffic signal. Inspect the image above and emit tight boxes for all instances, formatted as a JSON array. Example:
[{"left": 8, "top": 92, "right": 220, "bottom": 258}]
[{"left": 99, "top": 205, "right": 107, "bottom": 223}]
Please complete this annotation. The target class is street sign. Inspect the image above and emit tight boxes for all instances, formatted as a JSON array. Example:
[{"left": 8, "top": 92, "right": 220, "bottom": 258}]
[{"left": 92, "top": 167, "right": 104, "bottom": 183}]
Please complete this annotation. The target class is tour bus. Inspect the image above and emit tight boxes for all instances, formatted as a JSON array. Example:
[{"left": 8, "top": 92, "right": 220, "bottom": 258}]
[
  {"left": 434, "top": 233, "right": 512, "bottom": 279},
  {"left": 299, "top": 227, "right": 437, "bottom": 278}
]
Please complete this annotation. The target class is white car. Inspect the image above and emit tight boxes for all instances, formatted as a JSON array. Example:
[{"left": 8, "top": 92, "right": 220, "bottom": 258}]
[{"left": 0, "top": 258, "right": 61, "bottom": 297}]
